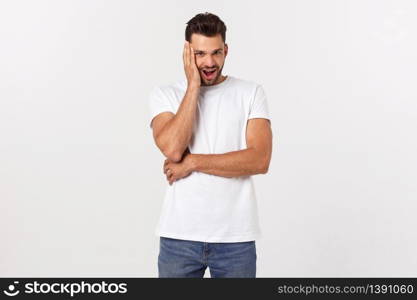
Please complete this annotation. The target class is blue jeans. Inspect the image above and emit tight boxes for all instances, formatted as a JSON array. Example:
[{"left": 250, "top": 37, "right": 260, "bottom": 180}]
[{"left": 158, "top": 237, "right": 257, "bottom": 278}]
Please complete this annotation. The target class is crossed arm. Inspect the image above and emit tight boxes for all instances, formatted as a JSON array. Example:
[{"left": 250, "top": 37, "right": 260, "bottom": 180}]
[{"left": 151, "top": 109, "right": 272, "bottom": 184}]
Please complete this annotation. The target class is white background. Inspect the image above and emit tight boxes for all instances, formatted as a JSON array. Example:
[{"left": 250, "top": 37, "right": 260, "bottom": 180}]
[{"left": 1, "top": 0, "right": 416, "bottom": 277}]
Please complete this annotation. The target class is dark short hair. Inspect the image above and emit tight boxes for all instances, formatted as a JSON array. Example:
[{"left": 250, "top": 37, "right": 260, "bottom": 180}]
[{"left": 185, "top": 12, "right": 227, "bottom": 43}]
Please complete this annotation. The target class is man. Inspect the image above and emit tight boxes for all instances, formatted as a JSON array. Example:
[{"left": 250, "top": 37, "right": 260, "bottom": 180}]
[{"left": 148, "top": 12, "right": 272, "bottom": 278}]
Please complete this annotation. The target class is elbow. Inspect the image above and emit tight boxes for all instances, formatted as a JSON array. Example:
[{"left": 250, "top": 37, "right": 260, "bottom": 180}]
[
  {"left": 259, "top": 164, "right": 269, "bottom": 174},
  {"left": 251, "top": 147, "right": 272, "bottom": 175},
  {"left": 163, "top": 148, "right": 183, "bottom": 163},
  {"left": 156, "top": 137, "right": 183, "bottom": 162},
  {"left": 258, "top": 158, "right": 270, "bottom": 174}
]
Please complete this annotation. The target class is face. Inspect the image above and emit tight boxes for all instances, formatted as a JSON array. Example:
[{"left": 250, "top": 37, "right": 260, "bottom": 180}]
[{"left": 190, "top": 33, "right": 228, "bottom": 86}]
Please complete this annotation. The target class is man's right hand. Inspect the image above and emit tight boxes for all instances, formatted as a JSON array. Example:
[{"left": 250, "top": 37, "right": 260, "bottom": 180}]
[{"left": 183, "top": 41, "right": 201, "bottom": 89}]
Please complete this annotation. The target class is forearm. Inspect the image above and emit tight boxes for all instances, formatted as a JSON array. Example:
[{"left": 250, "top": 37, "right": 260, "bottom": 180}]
[
  {"left": 157, "top": 85, "right": 199, "bottom": 161},
  {"left": 189, "top": 148, "right": 269, "bottom": 178}
]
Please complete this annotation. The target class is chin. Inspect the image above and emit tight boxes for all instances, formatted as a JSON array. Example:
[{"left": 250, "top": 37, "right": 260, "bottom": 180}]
[{"left": 201, "top": 74, "right": 221, "bottom": 86}]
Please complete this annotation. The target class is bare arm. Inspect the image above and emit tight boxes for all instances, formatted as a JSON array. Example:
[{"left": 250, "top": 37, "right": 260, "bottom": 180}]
[
  {"left": 151, "top": 41, "right": 201, "bottom": 162},
  {"left": 190, "top": 118, "right": 273, "bottom": 177},
  {"left": 164, "top": 118, "right": 273, "bottom": 184},
  {"left": 151, "top": 85, "right": 199, "bottom": 162}
]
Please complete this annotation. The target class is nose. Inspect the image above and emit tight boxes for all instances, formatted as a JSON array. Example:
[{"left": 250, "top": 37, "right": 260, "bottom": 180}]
[{"left": 203, "top": 55, "right": 216, "bottom": 68}]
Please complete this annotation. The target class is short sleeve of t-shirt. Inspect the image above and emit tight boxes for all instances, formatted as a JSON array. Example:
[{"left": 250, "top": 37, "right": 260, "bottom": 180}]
[
  {"left": 148, "top": 86, "right": 176, "bottom": 128},
  {"left": 248, "top": 84, "right": 270, "bottom": 122}
]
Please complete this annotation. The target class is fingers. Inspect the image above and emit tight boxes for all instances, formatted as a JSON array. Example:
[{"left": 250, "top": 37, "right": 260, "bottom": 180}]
[
  {"left": 190, "top": 45, "right": 196, "bottom": 66},
  {"left": 165, "top": 166, "right": 177, "bottom": 185},
  {"left": 183, "top": 41, "right": 189, "bottom": 67},
  {"left": 166, "top": 170, "right": 175, "bottom": 185},
  {"left": 164, "top": 159, "right": 169, "bottom": 174},
  {"left": 165, "top": 167, "right": 173, "bottom": 179},
  {"left": 183, "top": 41, "right": 196, "bottom": 68},
  {"left": 183, "top": 42, "right": 186, "bottom": 66}
]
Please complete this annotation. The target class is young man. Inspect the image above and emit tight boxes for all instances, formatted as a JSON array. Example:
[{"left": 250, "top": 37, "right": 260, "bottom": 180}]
[{"left": 148, "top": 12, "right": 273, "bottom": 278}]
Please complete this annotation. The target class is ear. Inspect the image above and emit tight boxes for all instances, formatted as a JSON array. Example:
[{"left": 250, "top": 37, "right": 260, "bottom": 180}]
[{"left": 224, "top": 43, "right": 228, "bottom": 57}]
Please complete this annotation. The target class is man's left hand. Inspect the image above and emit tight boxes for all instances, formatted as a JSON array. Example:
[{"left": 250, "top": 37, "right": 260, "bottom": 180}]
[{"left": 163, "top": 153, "right": 195, "bottom": 185}]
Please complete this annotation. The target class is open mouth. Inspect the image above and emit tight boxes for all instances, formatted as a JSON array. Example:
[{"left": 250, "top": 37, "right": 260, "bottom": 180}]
[{"left": 202, "top": 69, "right": 217, "bottom": 80}]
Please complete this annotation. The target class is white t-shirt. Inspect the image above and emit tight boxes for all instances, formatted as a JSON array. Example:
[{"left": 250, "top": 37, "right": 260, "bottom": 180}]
[{"left": 148, "top": 75, "right": 270, "bottom": 242}]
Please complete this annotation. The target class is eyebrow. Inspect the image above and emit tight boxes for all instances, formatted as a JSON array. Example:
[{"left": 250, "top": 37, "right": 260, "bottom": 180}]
[{"left": 194, "top": 48, "right": 223, "bottom": 54}]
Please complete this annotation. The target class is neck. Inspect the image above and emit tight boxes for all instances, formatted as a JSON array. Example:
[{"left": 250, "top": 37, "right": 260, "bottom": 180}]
[
  {"left": 217, "top": 75, "right": 227, "bottom": 84},
  {"left": 208, "top": 74, "right": 226, "bottom": 86}
]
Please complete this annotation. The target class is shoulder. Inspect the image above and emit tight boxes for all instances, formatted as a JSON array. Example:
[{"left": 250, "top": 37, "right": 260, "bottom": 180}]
[
  {"left": 153, "top": 78, "right": 187, "bottom": 94},
  {"left": 228, "top": 76, "right": 263, "bottom": 93},
  {"left": 150, "top": 79, "right": 187, "bottom": 100}
]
